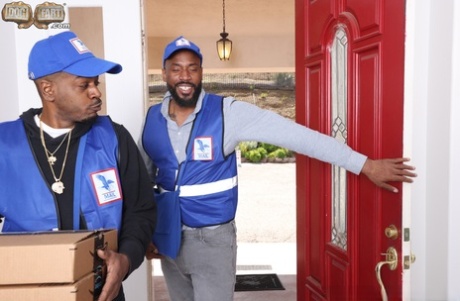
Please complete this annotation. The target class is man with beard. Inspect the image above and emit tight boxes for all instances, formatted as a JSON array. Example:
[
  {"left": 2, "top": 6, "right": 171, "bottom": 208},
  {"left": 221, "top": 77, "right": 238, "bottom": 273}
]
[
  {"left": 0, "top": 31, "right": 156, "bottom": 301},
  {"left": 140, "top": 36, "right": 416, "bottom": 301}
]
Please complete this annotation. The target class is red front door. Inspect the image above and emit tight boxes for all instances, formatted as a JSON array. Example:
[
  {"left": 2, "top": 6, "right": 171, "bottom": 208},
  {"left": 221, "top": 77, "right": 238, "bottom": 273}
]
[{"left": 295, "top": 0, "right": 406, "bottom": 300}]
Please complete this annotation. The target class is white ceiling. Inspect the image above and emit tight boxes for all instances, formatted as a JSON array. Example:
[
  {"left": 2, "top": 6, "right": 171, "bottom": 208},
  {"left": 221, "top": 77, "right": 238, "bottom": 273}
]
[{"left": 145, "top": 0, "right": 294, "bottom": 38}]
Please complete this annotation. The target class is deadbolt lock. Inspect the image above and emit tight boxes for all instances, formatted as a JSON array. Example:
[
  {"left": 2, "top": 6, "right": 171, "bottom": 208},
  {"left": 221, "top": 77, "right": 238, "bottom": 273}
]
[{"left": 385, "top": 224, "right": 398, "bottom": 240}]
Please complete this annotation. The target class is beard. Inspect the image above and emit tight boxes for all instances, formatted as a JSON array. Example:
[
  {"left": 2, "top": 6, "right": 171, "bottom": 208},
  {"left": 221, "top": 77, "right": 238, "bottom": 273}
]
[{"left": 167, "top": 82, "right": 202, "bottom": 108}]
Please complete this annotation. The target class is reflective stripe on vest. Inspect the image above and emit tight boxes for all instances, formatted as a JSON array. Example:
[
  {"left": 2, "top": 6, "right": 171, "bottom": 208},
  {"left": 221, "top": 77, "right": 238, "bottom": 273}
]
[{"left": 179, "top": 176, "right": 238, "bottom": 197}]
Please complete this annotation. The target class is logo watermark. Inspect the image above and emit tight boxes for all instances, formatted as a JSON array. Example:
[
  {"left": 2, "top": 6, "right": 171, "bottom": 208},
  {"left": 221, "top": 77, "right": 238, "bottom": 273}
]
[{"left": 1, "top": 1, "right": 70, "bottom": 29}]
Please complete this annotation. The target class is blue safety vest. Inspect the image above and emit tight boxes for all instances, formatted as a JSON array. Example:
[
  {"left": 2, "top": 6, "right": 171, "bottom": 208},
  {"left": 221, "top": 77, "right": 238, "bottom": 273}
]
[
  {"left": 142, "top": 94, "right": 238, "bottom": 227},
  {"left": 0, "top": 116, "right": 123, "bottom": 232}
]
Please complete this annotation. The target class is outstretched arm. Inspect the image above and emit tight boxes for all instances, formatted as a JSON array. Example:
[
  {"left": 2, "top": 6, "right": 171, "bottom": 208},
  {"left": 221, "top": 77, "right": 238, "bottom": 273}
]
[{"left": 360, "top": 158, "right": 417, "bottom": 193}]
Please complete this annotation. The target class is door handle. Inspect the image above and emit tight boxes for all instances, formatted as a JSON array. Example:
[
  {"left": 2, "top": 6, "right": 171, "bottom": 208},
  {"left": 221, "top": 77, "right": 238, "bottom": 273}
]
[{"left": 375, "top": 247, "right": 398, "bottom": 301}]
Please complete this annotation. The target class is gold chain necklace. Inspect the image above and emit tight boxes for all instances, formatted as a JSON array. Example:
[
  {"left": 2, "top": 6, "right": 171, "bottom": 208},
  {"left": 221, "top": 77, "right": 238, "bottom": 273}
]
[
  {"left": 39, "top": 117, "right": 72, "bottom": 194},
  {"left": 43, "top": 131, "right": 70, "bottom": 165}
]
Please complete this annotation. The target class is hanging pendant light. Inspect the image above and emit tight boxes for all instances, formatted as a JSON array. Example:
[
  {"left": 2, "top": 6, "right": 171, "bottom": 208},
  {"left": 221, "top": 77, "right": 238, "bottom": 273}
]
[{"left": 216, "top": 0, "right": 232, "bottom": 61}]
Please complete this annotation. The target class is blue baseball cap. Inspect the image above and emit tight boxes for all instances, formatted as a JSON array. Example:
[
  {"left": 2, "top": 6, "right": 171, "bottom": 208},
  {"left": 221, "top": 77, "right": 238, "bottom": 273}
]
[
  {"left": 28, "top": 31, "right": 122, "bottom": 80},
  {"left": 163, "top": 36, "right": 202, "bottom": 67}
]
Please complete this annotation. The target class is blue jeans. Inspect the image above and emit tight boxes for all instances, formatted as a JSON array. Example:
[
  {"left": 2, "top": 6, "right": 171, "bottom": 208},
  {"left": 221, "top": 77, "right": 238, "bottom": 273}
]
[{"left": 161, "top": 220, "right": 237, "bottom": 301}]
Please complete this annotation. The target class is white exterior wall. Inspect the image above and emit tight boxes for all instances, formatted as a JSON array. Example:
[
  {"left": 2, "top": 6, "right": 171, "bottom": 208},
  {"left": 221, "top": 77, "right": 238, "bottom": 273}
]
[{"left": 0, "top": 1, "right": 150, "bottom": 300}]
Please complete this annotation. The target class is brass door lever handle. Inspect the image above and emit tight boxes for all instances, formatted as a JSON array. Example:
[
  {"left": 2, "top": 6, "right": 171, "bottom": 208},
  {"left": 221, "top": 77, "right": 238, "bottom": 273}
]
[{"left": 375, "top": 247, "right": 398, "bottom": 301}]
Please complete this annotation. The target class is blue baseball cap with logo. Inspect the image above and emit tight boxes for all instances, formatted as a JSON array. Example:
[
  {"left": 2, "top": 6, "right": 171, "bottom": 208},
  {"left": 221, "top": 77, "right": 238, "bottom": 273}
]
[
  {"left": 28, "top": 31, "right": 122, "bottom": 80},
  {"left": 163, "top": 36, "right": 203, "bottom": 67}
]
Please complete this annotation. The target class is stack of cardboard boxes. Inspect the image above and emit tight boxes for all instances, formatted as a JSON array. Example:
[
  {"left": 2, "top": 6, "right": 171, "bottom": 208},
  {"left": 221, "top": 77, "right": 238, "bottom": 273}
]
[{"left": 0, "top": 229, "right": 117, "bottom": 301}]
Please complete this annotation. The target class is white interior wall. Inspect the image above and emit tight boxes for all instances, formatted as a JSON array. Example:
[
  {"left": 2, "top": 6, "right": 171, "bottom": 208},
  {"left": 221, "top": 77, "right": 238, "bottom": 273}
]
[
  {"left": 0, "top": 1, "right": 150, "bottom": 300},
  {"left": 0, "top": 26, "right": 49, "bottom": 120},
  {"left": 0, "top": 27, "right": 20, "bottom": 121},
  {"left": 425, "top": 1, "right": 452, "bottom": 299},
  {"left": 407, "top": 0, "right": 460, "bottom": 300}
]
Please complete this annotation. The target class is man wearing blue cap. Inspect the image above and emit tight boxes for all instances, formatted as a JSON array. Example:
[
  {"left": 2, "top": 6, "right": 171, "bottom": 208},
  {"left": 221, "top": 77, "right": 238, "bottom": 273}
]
[
  {"left": 0, "top": 31, "right": 156, "bottom": 301},
  {"left": 140, "top": 36, "right": 416, "bottom": 301}
]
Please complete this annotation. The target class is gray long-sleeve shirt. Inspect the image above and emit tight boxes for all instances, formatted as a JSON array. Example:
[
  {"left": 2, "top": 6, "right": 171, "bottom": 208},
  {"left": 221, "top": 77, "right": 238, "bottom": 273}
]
[{"left": 140, "top": 89, "right": 367, "bottom": 177}]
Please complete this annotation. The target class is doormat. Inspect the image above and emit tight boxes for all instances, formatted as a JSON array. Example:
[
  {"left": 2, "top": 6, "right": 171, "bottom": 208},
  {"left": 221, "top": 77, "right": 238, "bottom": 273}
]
[{"left": 234, "top": 273, "right": 285, "bottom": 291}]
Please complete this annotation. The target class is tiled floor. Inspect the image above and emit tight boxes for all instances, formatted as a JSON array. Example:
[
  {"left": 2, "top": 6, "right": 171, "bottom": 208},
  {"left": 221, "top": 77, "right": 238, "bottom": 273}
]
[{"left": 151, "top": 243, "right": 297, "bottom": 301}]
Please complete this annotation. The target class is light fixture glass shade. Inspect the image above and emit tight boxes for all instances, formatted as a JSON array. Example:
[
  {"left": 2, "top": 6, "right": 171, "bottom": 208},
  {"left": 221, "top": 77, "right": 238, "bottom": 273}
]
[{"left": 216, "top": 32, "right": 232, "bottom": 61}]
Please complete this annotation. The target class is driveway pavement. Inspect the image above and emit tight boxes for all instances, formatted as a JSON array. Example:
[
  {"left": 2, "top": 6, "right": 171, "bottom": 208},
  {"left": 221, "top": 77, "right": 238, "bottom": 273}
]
[{"left": 235, "top": 162, "right": 296, "bottom": 243}]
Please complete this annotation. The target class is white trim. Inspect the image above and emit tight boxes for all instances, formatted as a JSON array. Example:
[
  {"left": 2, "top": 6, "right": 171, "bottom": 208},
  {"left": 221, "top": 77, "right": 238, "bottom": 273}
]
[
  {"left": 179, "top": 176, "right": 238, "bottom": 197},
  {"left": 403, "top": 0, "right": 417, "bottom": 298},
  {"left": 448, "top": 1, "right": 460, "bottom": 299}
]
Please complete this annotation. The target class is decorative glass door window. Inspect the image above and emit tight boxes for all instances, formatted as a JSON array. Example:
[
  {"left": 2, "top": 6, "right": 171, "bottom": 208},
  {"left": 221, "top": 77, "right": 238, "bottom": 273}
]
[{"left": 330, "top": 28, "right": 348, "bottom": 250}]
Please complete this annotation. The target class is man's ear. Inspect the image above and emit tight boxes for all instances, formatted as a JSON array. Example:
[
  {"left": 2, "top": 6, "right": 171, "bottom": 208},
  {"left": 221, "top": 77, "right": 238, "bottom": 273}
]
[
  {"left": 37, "top": 79, "right": 55, "bottom": 102},
  {"left": 162, "top": 68, "right": 167, "bottom": 82}
]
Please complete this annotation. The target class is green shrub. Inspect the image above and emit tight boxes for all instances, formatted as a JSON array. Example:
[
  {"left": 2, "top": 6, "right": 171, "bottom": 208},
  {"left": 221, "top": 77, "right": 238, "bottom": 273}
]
[
  {"left": 238, "top": 142, "right": 293, "bottom": 163},
  {"left": 267, "top": 148, "right": 287, "bottom": 159},
  {"left": 255, "top": 147, "right": 268, "bottom": 159},
  {"left": 239, "top": 141, "right": 258, "bottom": 154},
  {"left": 258, "top": 143, "right": 278, "bottom": 153},
  {"left": 246, "top": 150, "right": 262, "bottom": 163}
]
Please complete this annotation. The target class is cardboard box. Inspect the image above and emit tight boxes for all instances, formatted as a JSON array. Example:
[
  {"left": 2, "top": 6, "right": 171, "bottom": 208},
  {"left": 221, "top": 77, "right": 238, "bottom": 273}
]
[
  {"left": 0, "top": 229, "right": 117, "bottom": 285},
  {"left": 0, "top": 272, "right": 95, "bottom": 301}
]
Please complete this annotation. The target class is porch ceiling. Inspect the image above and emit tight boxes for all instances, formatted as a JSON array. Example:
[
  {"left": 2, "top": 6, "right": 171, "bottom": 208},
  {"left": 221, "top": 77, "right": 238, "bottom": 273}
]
[{"left": 145, "top": 0, "right": 294, "bottom": 38}]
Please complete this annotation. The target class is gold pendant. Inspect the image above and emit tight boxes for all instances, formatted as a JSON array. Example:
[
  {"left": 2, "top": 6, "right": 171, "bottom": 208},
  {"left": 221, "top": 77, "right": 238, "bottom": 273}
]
[
  {"left": 48, "top": 155, "right": 57, "bottom": 165},
  {"left": 51, "top": 181, "right": 65, "bottom": 194}
]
